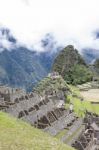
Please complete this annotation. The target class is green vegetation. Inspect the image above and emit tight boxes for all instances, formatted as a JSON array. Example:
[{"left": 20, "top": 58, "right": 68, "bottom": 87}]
[
  {"left": 67, "top": 85, "right": 80, "bottom": 96},
  {"left": 52, "top": 45, "right": 93, "bottom": 85},
  {"left": 66, "top": 95, "right": 99, "bottom": 116},
  {"left": 91, "top": 104, "right": 99, "bottom": 114},
  {"left": 94, "top": 58, "right": 99, "bottom": 75},
  {"left": 65, "top": 85, "right": 99, "bottom": 116},
  {"left": 55, "top": 129, "right": 67, "bottom": 139},
  {"left": 35, "top": 75, "right": 99, "bottom": 116},
  {"left": 94, "top": 58, "right": 99, "bottom": 68},
  {"left": 65, "top": 125, "right": 84, "bottom": 144},
  {"left": 0, "top": 112, "right": 74, "bottom": 150},
  {"left": 0, "top": 48, "right": 51, "bottom": 91},
  {"left": 34, "top": 77, "right": 51, "bottom": 93},
  {"left": 64, "top": 64, "right": 93, "bottom": 85},
  {"left": 34, "top": 76, "right": 69, "bottom": 94}
]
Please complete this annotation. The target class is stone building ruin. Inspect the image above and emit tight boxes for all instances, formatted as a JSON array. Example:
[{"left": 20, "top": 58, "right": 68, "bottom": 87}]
[{"left": 0, "top": 85, "right": 99, "bottom": 150}]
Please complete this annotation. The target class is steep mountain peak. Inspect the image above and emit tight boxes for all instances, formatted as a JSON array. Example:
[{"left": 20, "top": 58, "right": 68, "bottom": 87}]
[{"left": 52, "top": 45, "right": 93, "bottom": 85}]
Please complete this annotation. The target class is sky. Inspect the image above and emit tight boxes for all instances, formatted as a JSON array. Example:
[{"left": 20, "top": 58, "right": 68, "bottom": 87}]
[{"left": 0, "top": 0, "right": 99, "bottom": 51}]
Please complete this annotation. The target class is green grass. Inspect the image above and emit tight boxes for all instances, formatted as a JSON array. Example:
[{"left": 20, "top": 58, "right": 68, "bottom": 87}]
[
  {"left": 0, "top": 112, "right": 75, "bottom": 150},
  {"left": 65, "top": 125, "right": 84, "bottom": 144},
  {"left": 91, "top": 104, "right": 99, "bottom": 114},
  {"left": 65, "top": 85, "right": 99, "bottom": 116},
  {"left": 55, "top": 129, "right": 67, "bottom": 139},
  {"left": 72, "top": 97, "right": 99, "bottom": 116},
  {"left": 34, "top": 75, "right": 69, "bottom": 94},
  {"left": 67, "top": 85, "right": 80, "bottom": 96}
]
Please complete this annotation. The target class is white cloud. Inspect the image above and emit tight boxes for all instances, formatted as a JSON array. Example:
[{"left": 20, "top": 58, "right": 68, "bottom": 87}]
[{"left": 0, "top": 0, "right": 99, "bottom": 51}]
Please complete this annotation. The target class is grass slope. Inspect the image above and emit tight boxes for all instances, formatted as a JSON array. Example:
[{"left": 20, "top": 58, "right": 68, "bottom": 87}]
[{"left": 0, "top": 112, "right": 74, "bottom": 150}]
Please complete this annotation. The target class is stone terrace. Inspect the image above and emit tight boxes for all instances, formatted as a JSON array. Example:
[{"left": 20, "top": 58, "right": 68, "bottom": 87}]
[{"left": 0, "top": 85, "right": 99, "bottom": 150}]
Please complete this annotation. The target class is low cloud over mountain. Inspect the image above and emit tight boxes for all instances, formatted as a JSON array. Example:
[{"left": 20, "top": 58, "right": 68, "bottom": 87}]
[
  {"left": 1, "top": 0, "right": 99, "bottom": 51},
  {"left": 0, "top": 28, "right": 60, "bottom": 91},
  {"left": 0, "top": 27, "right": 99, "bottom": 90}
]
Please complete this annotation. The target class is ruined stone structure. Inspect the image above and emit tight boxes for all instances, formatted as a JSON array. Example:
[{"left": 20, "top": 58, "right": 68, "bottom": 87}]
[
  {"left": 0, "top": 85, "right": 26, "bottom": 102},
  {"left": 0, "top": 85, "right": 99, "bottom": 150},
  {"left": 71, "top": 113, "right": 99, "bottom": 150}
]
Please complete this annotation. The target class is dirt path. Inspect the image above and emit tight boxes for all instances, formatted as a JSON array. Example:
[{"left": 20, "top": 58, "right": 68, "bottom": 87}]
[{"left": 80, "top": 89, "right": 99, "bottom": 102}]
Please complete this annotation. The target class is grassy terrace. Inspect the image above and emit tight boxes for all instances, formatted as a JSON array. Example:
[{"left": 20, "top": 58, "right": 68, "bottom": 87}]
[
  {"left": 0, "top": 112, "right": 75, "bottom": 150},
  {"left": 66, "top": 85, "right": 99, "bottom": 116},
  {"left": 80, "top": 89, "right": 99, "bottom": 102},
  {"left": 55, "top": 129, "right": 68, "bottom": 139},
  {"left": 91, "top": 104, "right": 99, "bottom": 114},
  {"left": 55, "top": 124, "right": 84, "bottom": 145},
  {"left": 64, "top": 125, "right": 84, "bottom": 144},
  {"left": 73, "top": 98, "right": 99, "bottom": 116}
]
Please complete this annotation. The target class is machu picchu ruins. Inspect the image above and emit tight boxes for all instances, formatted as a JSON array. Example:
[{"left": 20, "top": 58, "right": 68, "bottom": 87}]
[{"left": 0, "top": 73, "right": 99, "bottom": 150}]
